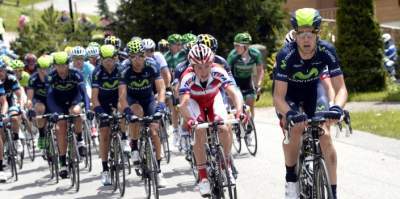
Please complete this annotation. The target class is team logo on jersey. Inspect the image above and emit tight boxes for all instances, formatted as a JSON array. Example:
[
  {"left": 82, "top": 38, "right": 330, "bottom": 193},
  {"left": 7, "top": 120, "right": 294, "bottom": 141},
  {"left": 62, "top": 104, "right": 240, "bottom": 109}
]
[
  {"left": 280, "top": 60, "right": 287, "bottom": 70},
  {"left": 129, "top": 79, "right": 149, "bottom": 88},
  {"left": 293, "top": 67, "right": 318, "bottom": 80},
  {"left": 103, "top": 80, "right": 119, "bottom": 89},
  {"left": 54, "top": 83, "right": 74, "bottom": 91}
]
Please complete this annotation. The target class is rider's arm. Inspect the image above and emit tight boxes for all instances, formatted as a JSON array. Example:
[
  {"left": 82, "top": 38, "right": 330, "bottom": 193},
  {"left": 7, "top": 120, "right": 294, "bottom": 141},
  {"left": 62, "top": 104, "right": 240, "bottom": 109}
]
[
  {"left": 0, "top": 95, "right": 8, "bottom": 115},
  {"left": 179, "top": 93, "right": 192, "bottom": 121},
  {"left": 331, "top": 75, "right": 348, "bottom": 108},
  {"left": 91, "top": 88, "right": 100, "bottom": 109},
  {"left": 155, "top": 78, "right": 166, "bottom": 103},
  {"left": 225, "top": 84, "right": 243, "bottom": 114},
  {"left": 78, "top": 82, "right": 90, "bottom": 111},
  {"left": 118, "top": 84, "right": 128, "bottom": 110},
  {"left": 273, "top": 80, "right": 291, "bottom": 117},
  {"left": 161, "top": 67, "right": 171, "bottom": 88},
  {"left": 14, "top": 88, "right": 23, "bottom": 107},
  {"left": 256, "top": 63, "right": 264, "bottom": 88}
]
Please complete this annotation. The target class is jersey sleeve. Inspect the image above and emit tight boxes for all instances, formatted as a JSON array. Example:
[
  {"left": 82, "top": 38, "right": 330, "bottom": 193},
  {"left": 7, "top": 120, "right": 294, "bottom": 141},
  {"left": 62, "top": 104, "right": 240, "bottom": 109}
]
[
  {"left": 0, "top": 84, "right": 5, "bottom": 96},
  {"left": 212, "top": 67, "right": 232, "bottom": 88},
  {"left": 251, "top": 47, "right": 264, "bottom": 65},
  {"left": 322, "top": 43, "right": 343, "bottom": 78},
  {"left": 9, "top": 75, "right": 21, "bottom": 91},
  {"left": 226, "top": 50, "right": 237, "bottom": 66},
  {"left": 154, "top": 52, "right": 168, "bottom": 70},
  {"left": 273, "top": 49, "right": 289, "bottom": 82},
  {"left": 179, "top": 74, "right": 193, "bottom": 95},
  {"left": 91, "top": 69, "right": 100, "bottom": 88},
  {"left": 119, "top": 68, "right": 128, "bottom": 85}
]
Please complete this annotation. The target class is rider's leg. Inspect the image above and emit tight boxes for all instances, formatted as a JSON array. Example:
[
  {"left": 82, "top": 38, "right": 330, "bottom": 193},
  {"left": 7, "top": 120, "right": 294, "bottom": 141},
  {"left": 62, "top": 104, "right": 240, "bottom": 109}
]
[
  {"left": 320, "top": 125, "right": 337, "bottom": 194},
  {"left": 56, "top": 120, "right": 68, "bottom": 165}
]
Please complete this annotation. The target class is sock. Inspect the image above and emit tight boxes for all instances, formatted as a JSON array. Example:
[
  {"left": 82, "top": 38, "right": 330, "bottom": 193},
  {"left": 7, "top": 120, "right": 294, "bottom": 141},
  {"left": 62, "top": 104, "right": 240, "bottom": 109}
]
[
  {"left": 39, "top": 128, "right": 45, "bottom": 138},
  {"left": 59, "top": 155, "right": 67, "bottom": 166},
  {"left": 285, "top": 164, "right": 297, "bottom": 182},
  {"left": 102, "top": 161, "right": 109, "bottom": 172},
  {"left": 198, "top": 165, "right": 207, "bottom": 180},
  {"left": 121, "top": 132, "right": 128, "bottom": 140},
  {"left": 76, "top": 133, "right": 83, "bottom": 142},
  {"left": 0, "top": 160, "right": 3, "bottom": 171},
  {"left": 331, "top": 184, "right": 337, "bottom": 198},
  {"left": 131, "top": 139, "right": 138, "bottom": 151},
  {"left": 13, "top": 133, "right": 19, "bottom": 140}
]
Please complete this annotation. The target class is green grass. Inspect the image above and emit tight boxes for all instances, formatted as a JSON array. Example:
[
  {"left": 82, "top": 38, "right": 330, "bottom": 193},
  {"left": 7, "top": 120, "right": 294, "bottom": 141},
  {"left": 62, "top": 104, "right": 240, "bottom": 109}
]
[
  {"left": 350, "top": 110, "right": 400, "bottom": 139},
  {"left": 348, "top": 90, "right": 400, "bottom": 102},
  {"left": 0, "top": 4, "right": 43, "bottom": 32},
  {"left": 255, "top": 91, "right": 273, "bottom": 107},
  {"left": 1, "top": 0, "right": 44, "bottom": 6}
]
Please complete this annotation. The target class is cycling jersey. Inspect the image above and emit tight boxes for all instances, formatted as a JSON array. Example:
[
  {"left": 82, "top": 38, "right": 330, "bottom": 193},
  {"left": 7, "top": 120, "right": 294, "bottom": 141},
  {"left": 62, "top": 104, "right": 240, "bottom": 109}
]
[
  {"left": 46, "top": 68, "right": 89, "bottom": 114},
  {"left": 152, "top": 52, "right": 168, "bottom": 70},
  {"left": 27, "top": 72, "right": 47, "bottom": 104},
  {"left": 70, "top": 62, "right": 95, "bottom": 88},
  {"left": 2, "top": 73, "right": 20, "bottom": 106},
  {"left": 92, "top": 64, "right": 121, "bottom": 113},
  {"left": 164, "top": 50, "right": 186, "bottom": 72},
  {"left": 274, "top": 40, "right": 343, "bottom": 116},
  {"left": 120, "top": 58, "right": 161, "bottom": 115},
  {"left": 179, "top": 65, "right": 232, "bottom": 121}
]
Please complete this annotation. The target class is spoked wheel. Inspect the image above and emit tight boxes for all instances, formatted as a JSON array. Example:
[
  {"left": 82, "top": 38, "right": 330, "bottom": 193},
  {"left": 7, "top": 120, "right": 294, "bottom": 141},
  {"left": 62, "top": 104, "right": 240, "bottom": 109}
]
[
  {"left": 25, "top": 129, "right": 36, "bottom": 162},
  {"left": 244, "top": 118, "right": 258, "bottom": 156},
  {"left": 15, "top": 140, "right": 24, "bottom": 170},
  {"left": 83, "top": 122, "right": 92, "bottom": 172},
  {"left": 315, "top": 158, "right": 334, "bottom": 199},
  {"left": 112, "top": 137, "right": 126, "bottom": 197},
  {"left": 232, "top": 123, "right": 242, "bottom": 154},
  {"left": 217, "top": 146, "right": 237, "bottom": 199},
  {"left": 159, "top": 122, "right": 170, "bottom": 164},
  {"left": 7, "top": 136, "right": 18, "bottom": 181},
  {"left": 144, "top": 141, "right": 159, "bottom": 199},
  {"left": 69, "top": 133, "right": 80, "bottom": 192},
  {"left": 190, "top": 147, "right": 198, "bottom": 183},
  {"left": 48, "top": 131, "right": 59, "bottom": 183}
]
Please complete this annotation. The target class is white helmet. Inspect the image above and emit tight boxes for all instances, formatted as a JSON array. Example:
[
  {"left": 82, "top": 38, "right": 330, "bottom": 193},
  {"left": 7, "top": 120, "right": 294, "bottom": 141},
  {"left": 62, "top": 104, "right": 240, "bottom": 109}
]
[
  {"left": 142, "top": 38, "right": 156, "bottom": 50},
  {"left": 71, "top": 46, "right": 87, "bottom": 58},
  {"left": 188, "top": 44, "right": 214, "bottom": 65},
  {"left": 284, "top": 29, "right": 296, "bottom": 45},
  {"left": 382, "top": 33, "right": 391, "bottom": 43},
  {"left": 86, "top": 46, "right": 99, "bottom": 58}
]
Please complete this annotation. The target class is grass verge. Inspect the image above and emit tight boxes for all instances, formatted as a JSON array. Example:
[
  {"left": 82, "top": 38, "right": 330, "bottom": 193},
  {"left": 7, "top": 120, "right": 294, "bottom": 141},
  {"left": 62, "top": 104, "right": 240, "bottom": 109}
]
[{"left": 350, "top": 110, "right": 400, "bottom": 139}]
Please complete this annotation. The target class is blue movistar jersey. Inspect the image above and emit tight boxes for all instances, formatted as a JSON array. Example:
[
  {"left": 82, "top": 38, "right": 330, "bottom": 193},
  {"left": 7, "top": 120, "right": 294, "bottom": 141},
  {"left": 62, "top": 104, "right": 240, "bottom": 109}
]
[
  {"left": 120, "top": 58, "right": 161, "bottom": 102},
  {"left": 27, "top": 72, "right": 48, "bottom": 103},
  {"left": 92, "top": 64, "right": 121, "bottom": 107},
  {"left": 274, "top": 40, "right": 343, "bottom": 100}
]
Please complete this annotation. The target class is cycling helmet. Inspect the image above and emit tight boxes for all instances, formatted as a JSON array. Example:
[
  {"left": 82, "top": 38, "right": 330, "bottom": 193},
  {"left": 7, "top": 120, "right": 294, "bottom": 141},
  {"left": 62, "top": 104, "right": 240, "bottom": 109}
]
[
  {"left": 290, "top": 8, "right": 322, "bottom": 31},
  {"left": 188, "top": 44, "right": 215, "bottom": 65},
  {"left": 88, "top": 42, "right": 101, "bottom": 48},
  {"left": 131, "top": 36, "right": 142, "bottom": 41},
  {"left": 37, "top": 55, "right": 53, "bottom": 69},
  {"left": 99, "top": 45, "right": 117, "bottom": 59},
  {"left": 158, "top": 39, "right": 169, "bottom": 52},
  {"left": 284, "top": 29, "right": 296, "bottom": 44},
  {"left": 10, "top": 59, "right": 25, "bottom": 70},
  {"left": 71, "top": 46, "right": 87, "bottom": 58},
  {"left": 126, "top": 40, "right": 144, "bottom": 54},
  {"left": 24, "top": 53, "right": 37, "bottom": 65},
  {"left": 167, "top": 34, "right": 182, "bottom": 44},
  {"left": 142, "top": 38, "right": 156, "bottom": 50},
  {"left": 53, "top": 51, "right": 70, "bottom": 65},
  {"left": 86, "top": 46, "right": 100, "bottom": 57},
  {"left": 104, "top": 36, "right": 122, "bottom": 49},
  {"left": 382, "top": 33, "right": 391, "bottom": 43},
  {"left": 197, "top": 34, "right": 218, "bottom": 52},
  {"left": 64, "top": 46, "right": 73, "bottom": 55},
  {"left": 182, "top": 33, "right": 197, "bottom": 44},
  {"left": 234, "top": 32, "right": 252, "bottom": 45}
]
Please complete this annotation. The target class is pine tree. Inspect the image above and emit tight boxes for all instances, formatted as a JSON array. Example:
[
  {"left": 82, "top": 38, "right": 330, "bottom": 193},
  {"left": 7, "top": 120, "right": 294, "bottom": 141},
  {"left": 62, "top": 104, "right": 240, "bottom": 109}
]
[
  {"left": 336, "top": 0, "right": 385, "bottom": 91},
  {"left": 97, "top": 0, "right": 110, "bottom": 17}
]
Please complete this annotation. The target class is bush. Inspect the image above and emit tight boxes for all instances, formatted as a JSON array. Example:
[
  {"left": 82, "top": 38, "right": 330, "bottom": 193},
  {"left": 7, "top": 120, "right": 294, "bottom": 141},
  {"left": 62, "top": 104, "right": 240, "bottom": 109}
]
[
  {"left": 335, "top": 0, "right": 385, "bottom": 92},
  {"left": 10, "top": 6, "right": 95, "bottom": 56}
]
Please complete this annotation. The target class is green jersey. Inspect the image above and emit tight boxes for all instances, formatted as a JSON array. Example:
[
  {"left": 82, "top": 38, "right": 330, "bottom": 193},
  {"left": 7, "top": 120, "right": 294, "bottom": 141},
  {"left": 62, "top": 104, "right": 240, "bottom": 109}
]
[
  {"left": 164, "top": 50, "right": 186, "bottom": 71},
  {"left": 227, "top": 47, "right": 263, "bottom": 79}
]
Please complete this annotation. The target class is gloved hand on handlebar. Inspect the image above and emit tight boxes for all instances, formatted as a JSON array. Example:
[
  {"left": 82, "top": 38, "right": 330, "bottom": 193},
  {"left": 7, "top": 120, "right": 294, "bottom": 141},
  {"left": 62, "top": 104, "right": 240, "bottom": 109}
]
[{"left": 286, "top": 110, "right": 308, "bottom": 127}]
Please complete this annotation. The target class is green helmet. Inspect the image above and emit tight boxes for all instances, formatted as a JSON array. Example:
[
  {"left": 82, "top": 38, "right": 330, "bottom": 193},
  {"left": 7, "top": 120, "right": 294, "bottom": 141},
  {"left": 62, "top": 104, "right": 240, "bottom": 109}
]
[
  {"left": 126, "top": 40, "right": 144, "bottom": 54},
  {"left": 53, "top": 51, "right": 69, "bottom": 65},
  {"left": 10, "top": 59, "right": 25, "bottom": 69},
  {"left": 290, "top": 8, "right": 322, "bottom": 30},
  {"left": 100, "top": 44, "right": 116, "bottom": 58},
  {"left": 88, "top": 42, "right": 100, "bottom": 48},
  {"left": 234, "top": 32, "right": 252, "bottom": 44},
  {"left": 37, "top": 55, "right": 53, "bottom": 69},
  {"left": 167, "top": 34, "right": 182, "bottom": 44},
  {"left": 182, "top": 33, "right": 197, "bottom": 44}
]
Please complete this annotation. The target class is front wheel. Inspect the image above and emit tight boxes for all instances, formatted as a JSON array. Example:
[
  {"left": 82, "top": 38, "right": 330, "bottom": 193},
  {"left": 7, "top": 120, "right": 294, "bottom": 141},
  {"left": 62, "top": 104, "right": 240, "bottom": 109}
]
[
  {"left": 244, "top": 118, "right": 258, "bottom": 156},
  {"left": 315, "top": 158, "right": 334, "bottom": 199}
]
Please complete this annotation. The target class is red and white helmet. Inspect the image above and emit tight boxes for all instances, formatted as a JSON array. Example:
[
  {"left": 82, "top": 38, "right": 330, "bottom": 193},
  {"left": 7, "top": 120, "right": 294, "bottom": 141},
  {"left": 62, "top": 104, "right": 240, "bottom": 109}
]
[{"left": 188, "top": 44, "right": 214, "bottom": 65}]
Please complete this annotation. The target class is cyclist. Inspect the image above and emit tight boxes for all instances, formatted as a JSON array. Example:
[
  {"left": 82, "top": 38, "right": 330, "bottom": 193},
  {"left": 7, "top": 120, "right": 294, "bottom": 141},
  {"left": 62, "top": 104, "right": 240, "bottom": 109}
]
[
  {"left": 284, "top": 29, "right": 296, "bottom": 45},
  {"left": 158, "top": 39, "right": 169, "bottom": 54},
  {"left": 92, "top": 45, "right": 122, "bottom": 186},
  {"left": 179, "top": 44, "right": 243, "bottom": 197},
  {"left": 70, "top": 46, "right": 95, "bottom": 98},
  {"left": 104, "top": 35, "right": 129, "bottom": 62},
  {"left": 119, "top": 39, "right": 168, "bottom": 187},
  {"left": 24, "top": 53, "right": 37, "bottom": 75},
  {"left": 142, "top": 38, "right": 169, "bottom": 82},
  {"left": 10, "top": 59, "right": 30, "bottom": 89},
  {"left": 0, "top": 62, "right": 9, "bottom": 183},
  {"left": 164, "top": 34, "right": 187, "bottom": 146},
  {"left": 227, "top": 32, "right": 264, "bottom": 117},
  {"left": 382, "top": 33, "right": 398, "bottom": 81},
  {"left": 25, "top": 55, "right": 52, "bottom": 149},
  {"left": 46, "top": 51, "right": 92, "bottom": 179},
  {"left": 273, "top": 8, "right": 347, "bottom": 199},
  {"left": 0, "top": 59, "right": 25, "bottom": 155},
  {"left": 86, "top": 45, "right": 101, "bottom": 68}
]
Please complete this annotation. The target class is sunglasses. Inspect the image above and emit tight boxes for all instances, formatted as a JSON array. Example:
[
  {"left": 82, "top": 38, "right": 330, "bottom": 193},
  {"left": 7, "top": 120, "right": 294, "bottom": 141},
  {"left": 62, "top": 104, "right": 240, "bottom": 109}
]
[
  {"left": 296, "top": 30, "right": 318, "bottom": 39},
  {"left": 145, "top": 49, "right": 155, "bottom": 53},
  {"left": 130, "top": 53, "right": 145, "bottom": 59}
]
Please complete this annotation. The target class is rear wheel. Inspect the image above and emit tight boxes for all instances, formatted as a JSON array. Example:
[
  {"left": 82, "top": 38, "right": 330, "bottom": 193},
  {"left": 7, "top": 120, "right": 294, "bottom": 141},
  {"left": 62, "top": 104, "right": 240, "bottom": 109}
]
[
  {"left": 68, "top": 132, "right": 80, "bottom": 192},
  {"left": 232, "top": 123, "right": 242, "bottom": 154},
  {"left": 244, "top": 118, "right": 258, "bottom": 156}
]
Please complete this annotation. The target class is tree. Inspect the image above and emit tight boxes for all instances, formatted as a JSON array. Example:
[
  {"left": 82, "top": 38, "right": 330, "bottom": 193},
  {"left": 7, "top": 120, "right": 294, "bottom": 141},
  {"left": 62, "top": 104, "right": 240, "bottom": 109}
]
[
  {"left": 97, "top": 0, "right": 110, "bottom": 17},
  {"left": 112, "top": 0, "right": 286, "bottom": 56},
  {"left": 336, "top": 0, "right": 385, "bottom": 92}
]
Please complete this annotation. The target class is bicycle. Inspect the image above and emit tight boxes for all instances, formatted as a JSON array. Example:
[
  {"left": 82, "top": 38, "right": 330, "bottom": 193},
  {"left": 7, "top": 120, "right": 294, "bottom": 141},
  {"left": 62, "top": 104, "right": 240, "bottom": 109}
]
[
  {"left": 131, "top": 112, "right": 163, "bottom": 199},
  {"left": 192, "top": 118, "right": 239, "bottom": 199},
  {"left": 34, "top": 114, "right": 60, "bottom": 183},
  {"left": 158, "top": 111, "right": 171, "bottom": 164},
  {"left": 82, "top": 118, "right": 93, "bottom": 172},
  {"left": 21, "top": 110, "right": 36, "bottom": 162},
  {"left": 229, "top": 105, "right": 258, "bottom": 156},
  {"left": 2, "top": 112, "right": 22, "bottom": 181},
  {"left": 284, "top": 111, "right": 339, "bottom": 199},
  {"left": 335, "top": 110, "right": 353, "bottom": 138},
  {"left": 99, "top": 111, "right": 126, "bottom": 197}
]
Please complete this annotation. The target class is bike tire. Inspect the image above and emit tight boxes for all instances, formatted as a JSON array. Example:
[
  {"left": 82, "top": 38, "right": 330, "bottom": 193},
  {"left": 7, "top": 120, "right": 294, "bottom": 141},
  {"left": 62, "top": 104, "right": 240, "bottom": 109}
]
[
  {"left": 315, "top": 158, "right": 334, "bottom": 199},
  {"left": 8, "top": 133, "right": 18, "bottom": 181},
  {"left": 68, "top": 132, "right": 80, "bottom": 192},
  {"left": 232, "top": 123, "right": 242, "bottom": 154},
  {"left": 115, "top": 136, "right": 126, "bottom": 197},
  {"left": 245, "top": 118, "right": 258, "bottom": 156},
  {"left": 50, "top": 129, "right": 59, "bottom": 183}
]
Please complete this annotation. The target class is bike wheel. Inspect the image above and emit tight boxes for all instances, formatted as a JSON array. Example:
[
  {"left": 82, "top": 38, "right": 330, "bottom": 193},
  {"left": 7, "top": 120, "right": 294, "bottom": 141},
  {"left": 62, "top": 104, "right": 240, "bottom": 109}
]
[
  {"left": 232, "top": 123, "right": 242, "bottom": 154},
  {"left": 245, "top": 118, "right": 258, "bottom": 156},
  {"left": 113, "top": 136, "right": 126, "bottom": 197},
  {"left": 7, "top": 133, "right": 18, "bottom": 181},
  {"left": 69, "top": 133, "right": 80, "bottom": 192},
  {"left": 145, "top": 140, "right": 159, "bottom": 199},
  {"left": 49, "top": 130, "right": 59, "bottom": 183},
  {"left": 160, "top": 120, "right": 170, "bottom": 164},
  {"left": 190, "top": 145, "right": 199, "bottom": 183},
  {"left": 217, "top": 146, "right": 236, "bottom": 199},
  {"left": 25, "top": 129, "right": 36, "bottom": 162},
  {"left": 315, "top": 158, "right": 334, "bottom": 199},
  {"left": 16, "top": 139, "right": 24, "bottom": 170},
  {"left": 83, "top": 121, "right": 93, "bottom": 172}
]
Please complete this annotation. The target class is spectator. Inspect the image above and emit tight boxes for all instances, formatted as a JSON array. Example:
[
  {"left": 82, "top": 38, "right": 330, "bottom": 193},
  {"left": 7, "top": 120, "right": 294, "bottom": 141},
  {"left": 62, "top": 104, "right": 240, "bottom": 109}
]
[
  {"left": 382, "top": 33, "right": 398, "bottom": 81},
  {"left": 18, "top": 14, "right": 30, "bottom": 32},
  {"left": 78, "top": 13, "right": 95, "bottom": 30},
  {"left": 59, "top": 10, "right": 70, "bottom": 23}
]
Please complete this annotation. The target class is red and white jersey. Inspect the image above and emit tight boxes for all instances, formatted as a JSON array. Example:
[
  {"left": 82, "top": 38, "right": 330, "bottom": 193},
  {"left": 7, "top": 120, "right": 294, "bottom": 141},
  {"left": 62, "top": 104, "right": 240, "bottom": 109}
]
[{"left": 179, "top": 65, "right": 232, "bottom": 107}]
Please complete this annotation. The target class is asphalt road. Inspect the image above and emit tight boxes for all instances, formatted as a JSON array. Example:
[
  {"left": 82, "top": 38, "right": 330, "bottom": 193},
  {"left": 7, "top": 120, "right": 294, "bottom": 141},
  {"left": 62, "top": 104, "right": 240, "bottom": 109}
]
[{"left": 0, "top": 108, "right": 400, "bottom": 199}]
